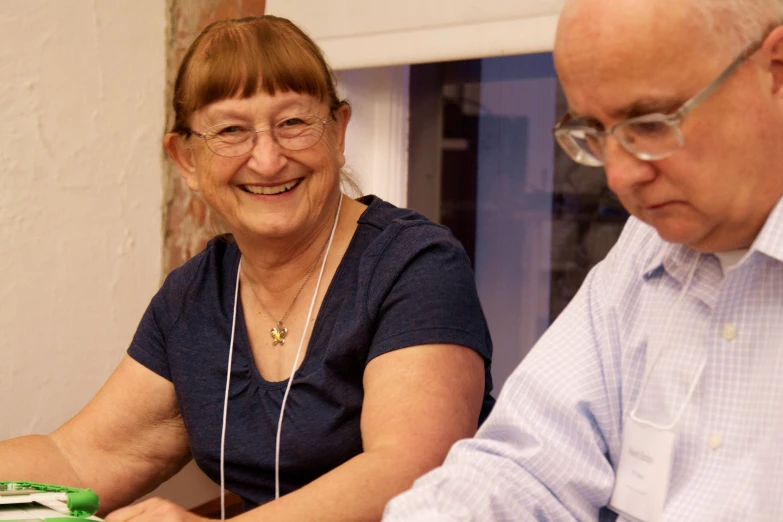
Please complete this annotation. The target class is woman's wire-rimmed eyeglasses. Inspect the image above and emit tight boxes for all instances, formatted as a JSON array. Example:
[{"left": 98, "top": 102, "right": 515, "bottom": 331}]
[{"left": 186, "top": 116, "right": 335, "bottom": 157}]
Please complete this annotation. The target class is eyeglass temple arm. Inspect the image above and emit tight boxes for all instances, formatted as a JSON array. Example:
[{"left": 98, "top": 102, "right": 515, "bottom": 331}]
[{"left": 676, "top": 41, "right": 763, "bottom": 119}]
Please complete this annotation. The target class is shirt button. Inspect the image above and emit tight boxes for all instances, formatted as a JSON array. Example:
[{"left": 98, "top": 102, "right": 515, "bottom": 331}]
[
  {"left": 722, "top": 324, "right": 737, "bottom": 341},
  {"left": 708, "top": 433, "right": 723, "bottom": 450}
]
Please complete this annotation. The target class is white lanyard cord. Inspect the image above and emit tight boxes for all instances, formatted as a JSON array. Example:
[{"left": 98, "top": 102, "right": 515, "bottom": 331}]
[
  {"left": 630, "top": 253, "right": 703, "bottom": 431},
  {"left": 220, "top": 194, "right": 343, "bottom": 517},
  {"left": 220, "top": 256, "right": 242, "bottom": 521},
  {"left": 275, "top": 193, "right": 342, "bottom": 499}
]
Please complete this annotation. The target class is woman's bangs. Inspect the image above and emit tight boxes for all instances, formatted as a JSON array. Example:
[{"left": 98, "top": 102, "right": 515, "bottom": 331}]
[
  {"left": 183, "top": 25, "right": 331, "bottom": 116},
  {"left": 255, "top": 32, "right": 331, "bottom": 103},
  {"left": 183, "top": 31, "right": 260, "bottom": 115}
]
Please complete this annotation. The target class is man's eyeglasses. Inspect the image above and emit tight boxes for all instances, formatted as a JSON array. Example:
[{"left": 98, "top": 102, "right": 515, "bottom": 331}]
[
  {"left": 552, "top": 43, "right": 760, "bottom": 167},
  {"left": 186, "top": 115, "right": 334, "bottom": 157}
]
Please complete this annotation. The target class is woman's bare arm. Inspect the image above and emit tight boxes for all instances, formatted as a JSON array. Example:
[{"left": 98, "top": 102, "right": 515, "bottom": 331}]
[
  {"left": 236, "top": 343, "right": 485, "bottom": 521},
  {"left": 0, "top": 355, "right": 192, "bottom": 514}
]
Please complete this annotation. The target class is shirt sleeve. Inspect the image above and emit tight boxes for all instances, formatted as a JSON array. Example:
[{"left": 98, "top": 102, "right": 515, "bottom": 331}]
[
  {"left": 127, "top": 289, "right": 174, "bottom": 381},
  {"left": 364, "top": 222, "right": 492, "bottom": 363},
  {"left": 382, "top": 230, "right": 630, "bottom": 521},
  {"left": 127, "top": 250, "right": 205, "bottom": 381}
]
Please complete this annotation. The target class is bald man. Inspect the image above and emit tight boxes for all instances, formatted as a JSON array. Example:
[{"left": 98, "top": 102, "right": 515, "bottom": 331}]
[{"left": 383, "top": 1, "right": 783, "bottom": 520}]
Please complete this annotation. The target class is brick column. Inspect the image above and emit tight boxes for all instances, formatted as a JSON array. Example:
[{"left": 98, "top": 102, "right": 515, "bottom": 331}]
[{"left": 163, "top": 0, "right": 266, "bottom": 276}]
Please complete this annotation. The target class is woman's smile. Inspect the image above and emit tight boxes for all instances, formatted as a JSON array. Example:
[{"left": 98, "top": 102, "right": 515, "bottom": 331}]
[{"left": 240, "top": 178, "right": 302, "bottom": 196}]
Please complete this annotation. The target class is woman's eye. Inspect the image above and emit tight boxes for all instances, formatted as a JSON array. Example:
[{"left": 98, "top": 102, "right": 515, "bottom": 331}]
[
  {"left": 216, "top": 125, "right": 245, "bottom": 136},
  {"left": 279, "top": 117, "right": 307, "bottom": 128}
]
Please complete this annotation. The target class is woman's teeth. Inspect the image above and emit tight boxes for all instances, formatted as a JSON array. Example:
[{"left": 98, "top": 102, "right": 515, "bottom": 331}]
[{"left": 243, "top": 179, "right": 299, "bottom": 195}]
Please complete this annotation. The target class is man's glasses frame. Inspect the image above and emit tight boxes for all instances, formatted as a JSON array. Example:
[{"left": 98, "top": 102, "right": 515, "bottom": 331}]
[{"left": 552, "top": 38, "right": 766, "bottom": 167}]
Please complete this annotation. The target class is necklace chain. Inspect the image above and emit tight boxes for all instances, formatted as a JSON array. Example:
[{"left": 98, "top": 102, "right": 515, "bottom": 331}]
[
  {"left": 241, "top": 204, "right": 339, "bottom": 346},
  {"left": 243, "top": 234, "right": 329, "bottom": 320}
]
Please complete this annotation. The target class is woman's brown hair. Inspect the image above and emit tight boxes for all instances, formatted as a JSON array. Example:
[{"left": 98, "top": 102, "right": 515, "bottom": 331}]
[{"left": 170, "top": 15, "right": 345, "bottom": 134}]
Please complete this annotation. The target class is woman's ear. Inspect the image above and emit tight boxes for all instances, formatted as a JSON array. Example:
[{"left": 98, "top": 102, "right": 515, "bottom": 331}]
[
  {"left": 332, "top": 102, "right": 352, "bottom": 167},
  {"left": 164, "top": 133, "right": 201, "bottom": 192}
]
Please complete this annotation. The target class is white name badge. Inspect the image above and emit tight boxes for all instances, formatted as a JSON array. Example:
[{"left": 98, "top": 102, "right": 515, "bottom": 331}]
[{"left": 609, "top": 417, "right": 676, "bottom": 522}]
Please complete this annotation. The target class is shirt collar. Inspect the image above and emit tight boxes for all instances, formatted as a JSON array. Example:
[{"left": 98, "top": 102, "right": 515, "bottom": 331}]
[
  {"left": 749, "top": 195, "right": 783, "bottom": 264},
  {"left": 641, "top": 194, "right": 783, "bottom": 281},
  {"left": 641, "top": 241, "right": 699, "bottom": 284}
]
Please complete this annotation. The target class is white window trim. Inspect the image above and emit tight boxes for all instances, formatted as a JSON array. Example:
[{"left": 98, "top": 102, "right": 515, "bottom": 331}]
[
  {"left": 339, "top": 66, "right": 409, "bottom": 207},
  {"left": 322, "top": 14, "right": 559, "bottom": 70}
]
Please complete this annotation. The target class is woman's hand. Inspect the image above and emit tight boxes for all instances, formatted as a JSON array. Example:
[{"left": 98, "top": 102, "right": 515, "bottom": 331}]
[{"left": 105, "top": 498, "right": 209, "bottom": 522}]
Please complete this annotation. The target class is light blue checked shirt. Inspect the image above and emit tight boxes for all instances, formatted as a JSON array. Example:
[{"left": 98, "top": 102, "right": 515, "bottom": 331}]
[{"left": 384, "top": 197, "right": 783, "bottom": 521}]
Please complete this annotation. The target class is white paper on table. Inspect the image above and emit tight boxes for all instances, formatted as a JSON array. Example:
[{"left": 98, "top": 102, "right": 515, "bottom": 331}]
[{"left": 0, "top": 502, "right": 102, "bottom": 520}]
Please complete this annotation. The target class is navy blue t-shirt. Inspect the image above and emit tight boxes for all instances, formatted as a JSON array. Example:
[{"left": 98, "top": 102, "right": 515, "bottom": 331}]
[{"left": 128, "top": 195, "right": 494, "bottom": 508}]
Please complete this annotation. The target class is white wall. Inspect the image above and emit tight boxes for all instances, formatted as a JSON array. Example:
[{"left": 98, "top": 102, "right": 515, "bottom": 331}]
[
  {"left": 266, "top": 0, "right": 562, "bottom": 69},
  {"left": 0, "top": 0, "right": 164, "bottom": 439}
]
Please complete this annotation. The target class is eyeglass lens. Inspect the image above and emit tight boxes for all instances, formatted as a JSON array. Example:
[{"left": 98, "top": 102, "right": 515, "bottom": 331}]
[{"left": 204, "top": 119, "right": 327, "bottom": 157}]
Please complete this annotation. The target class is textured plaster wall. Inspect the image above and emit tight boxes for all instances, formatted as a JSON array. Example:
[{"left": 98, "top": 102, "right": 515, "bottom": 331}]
[
  {"left": 0, "top": 0, "right": 270, "bottom": 511},
  {"left": 0, "top": 1, "right": 165, "bottom": 437}
]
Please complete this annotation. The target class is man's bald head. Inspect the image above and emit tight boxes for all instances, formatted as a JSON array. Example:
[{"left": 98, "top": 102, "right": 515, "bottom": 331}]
[
  {"left": 558, "top": 0, "right": 783, "bottom": 58},
  {"left": 552, "top": 0, "right": 783, "bottom": 253}
]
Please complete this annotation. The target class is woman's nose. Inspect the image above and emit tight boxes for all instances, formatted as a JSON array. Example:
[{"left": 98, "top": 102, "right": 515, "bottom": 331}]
[
  {"left": 603, "top": 137, "right": 656, "bottom": 195},
  {"left": 246, "top": 131, "right": 287, "bottom": 175}
]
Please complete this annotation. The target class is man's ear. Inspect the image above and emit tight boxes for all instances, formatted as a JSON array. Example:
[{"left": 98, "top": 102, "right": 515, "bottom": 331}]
[
  {"left": 163, "top": 133, "right": 201, "bottom": 192},
  {"left": 332, "top": 102, "right": 352, "bottom": 167},
  {"left": 764, "top": 25, "right": 783, "bottom": 98}
]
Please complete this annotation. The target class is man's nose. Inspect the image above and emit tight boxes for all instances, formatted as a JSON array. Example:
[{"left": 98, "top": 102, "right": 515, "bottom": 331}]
[{"left": 602, "top": 137, "right": 656, "bottom": 195}]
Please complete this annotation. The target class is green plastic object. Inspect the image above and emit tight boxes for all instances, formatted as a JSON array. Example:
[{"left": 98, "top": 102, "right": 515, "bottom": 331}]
[
  {"left": 65, "top": 488, "right": 100, "bottom": 517},
  {"left": 0, "top": 481, "right": 100, "bottom": 518}
]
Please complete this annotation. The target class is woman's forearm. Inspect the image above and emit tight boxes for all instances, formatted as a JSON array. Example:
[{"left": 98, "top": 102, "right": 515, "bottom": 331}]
[
  {"left": 0, "top": 434, "right": 86, "bottom": 487},
  {"left": 233, "top": 449, "right": 431, "bottom": 522}
]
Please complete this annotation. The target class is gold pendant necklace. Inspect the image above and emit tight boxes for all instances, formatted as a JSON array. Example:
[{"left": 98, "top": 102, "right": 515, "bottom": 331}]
[
  {"left": 242, "top": 224, "right": 333, "bottom": 347},
  {"left": 270, "top": 321, "right": 287, "bottom": 346}
]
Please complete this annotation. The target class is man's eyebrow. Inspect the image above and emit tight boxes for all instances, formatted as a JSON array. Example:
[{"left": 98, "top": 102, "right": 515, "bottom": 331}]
[
  {"left": 568, "top": 97, "right": 686, "bottom": 125},
  {"left": 565, "top": 110, "right": 601, "bottom": 128},
  {"left": 608, "top": 97, "right": 685, "bottom": 120}
]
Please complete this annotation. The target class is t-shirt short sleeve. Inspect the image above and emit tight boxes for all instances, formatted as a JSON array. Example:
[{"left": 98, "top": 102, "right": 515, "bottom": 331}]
[
  {"left": 364, "top": 222, "right": 491, "bottom": 364},
  {"left": 128, "top": 292, "right": 172, "bottom": 380},
  {"left": 127, "top": 247, "right": 209, "bottom": 381}
]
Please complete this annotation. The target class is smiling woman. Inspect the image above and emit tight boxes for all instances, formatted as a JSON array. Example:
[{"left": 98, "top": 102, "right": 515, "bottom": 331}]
[{"left": 0, "top": 14, "right": 495, "bottom": 522}]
